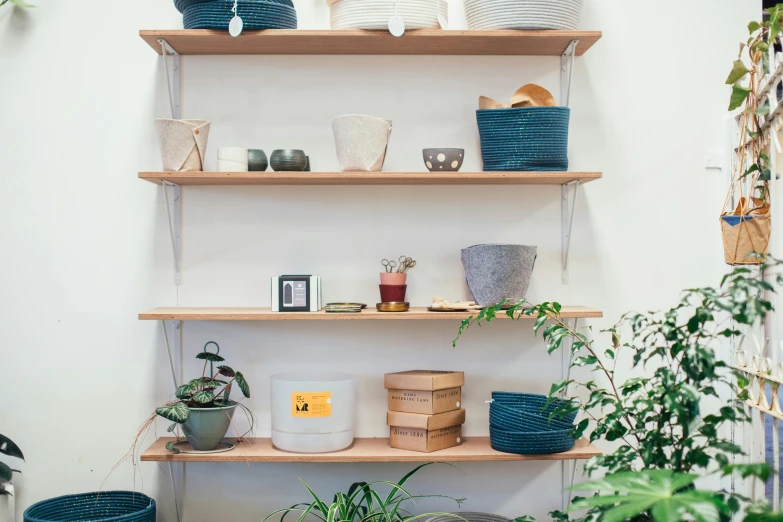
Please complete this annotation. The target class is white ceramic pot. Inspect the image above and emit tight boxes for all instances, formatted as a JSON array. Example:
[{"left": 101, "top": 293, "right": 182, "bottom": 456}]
[
  {"left": 154, "top": 119, "right": 211, "bottom": 172},
  {"left": 332, "top": 114, "right": 392, "bottom": 172},
  {"left": 217, "top": 147, "right": 249, "bottom": 172}
]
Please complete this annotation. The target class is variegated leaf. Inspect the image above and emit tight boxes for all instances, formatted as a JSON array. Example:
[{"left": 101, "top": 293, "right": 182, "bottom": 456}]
[
  {"left": 235, "top": 371, "right": 250, "bottom": 398},
  {"left": 175, "top": 384, "right": 196, "bottom": 399},
  {"left": 217, "top": 365, "right": 235, "bottom": 377},
  {"left": 192, "top": 390, "right": 215, "bottom": 404},
  {"left": 165, "top": 441, "right": 181, "bottom": 454},
  {"left": 196, "top": 352, "right": 225, "bottom": 362},
  {"left": 167, "top": 423, "right": 177, "bottom": 433},
  {"left": 155, "top": 402, "right": 191, "bottom": 423}
]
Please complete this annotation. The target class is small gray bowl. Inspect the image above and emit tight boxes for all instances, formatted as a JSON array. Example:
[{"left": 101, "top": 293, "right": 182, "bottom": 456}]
[
  {"left": 423, "top": 148, "right": 464, "bottom": 172},
  {"left": 270, "top": 149, "right": 308, "bottom": 171},
  {"left": 248, "top": 149, "right": 268, "bottom": 172}
]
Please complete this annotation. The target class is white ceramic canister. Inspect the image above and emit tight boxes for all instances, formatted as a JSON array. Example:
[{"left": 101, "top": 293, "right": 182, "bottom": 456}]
[
  {"left": 217, "top": 147, "right": 249, "bottom": 172},
  {"left": 271, "top": 371, "right": 356, "bottom": 453}
]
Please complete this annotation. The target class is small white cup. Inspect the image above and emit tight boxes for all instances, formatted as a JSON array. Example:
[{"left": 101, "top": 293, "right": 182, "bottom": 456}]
[{"left": 217, "top": 147, "right": 249, "bottom": 172}]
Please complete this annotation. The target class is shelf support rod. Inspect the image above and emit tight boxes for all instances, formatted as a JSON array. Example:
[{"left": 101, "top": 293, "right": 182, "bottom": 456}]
[
  {"left": 161, "top": 320, "right": 181, "bottom": 389},
  {"left": 561, "top": 180, "right": 580, "bottom": 284},
  {"left": 560, "top": 40, "right": 579, "bottom": 108},
  {"left": 158, "top": 39, "right": 181, "bottom": 120},
  {"left": 168, "top": 462, "right": 182, "bottom": 522},
  {"left": 161, "top": 181, "right": 181, "bottom": 285}
]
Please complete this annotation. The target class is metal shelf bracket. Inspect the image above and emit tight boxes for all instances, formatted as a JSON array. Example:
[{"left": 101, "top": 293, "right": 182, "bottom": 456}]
[
  {"left": 561, "top": 40, "right": 579, "bottom": 108},
  {"left": 561, "top": 180, "right": 580, "bottom": 284},
  {"left": 161, "top": 181, "right": 181, "bottom": 285},
  {"left": 158, "top": 39, "right": 181, "bottom": 120}
]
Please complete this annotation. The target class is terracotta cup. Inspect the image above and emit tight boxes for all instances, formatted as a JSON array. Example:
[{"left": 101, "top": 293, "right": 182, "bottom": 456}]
[
  {"left": 380, "top": 284, "right": 407, "bottom": 303},
  {"left": 380, "top": 272, "right": 407, "bottom": 285}
]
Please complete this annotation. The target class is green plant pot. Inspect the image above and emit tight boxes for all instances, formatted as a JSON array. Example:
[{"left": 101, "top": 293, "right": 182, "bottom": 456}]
[{"left": 182, "top": 402, "right": 238, "bottom": 451}]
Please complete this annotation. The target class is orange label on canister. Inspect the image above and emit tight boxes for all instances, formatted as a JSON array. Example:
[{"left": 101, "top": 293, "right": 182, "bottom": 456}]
[{"left": 292, "top": 392, "right": 332, "bottom": 417}]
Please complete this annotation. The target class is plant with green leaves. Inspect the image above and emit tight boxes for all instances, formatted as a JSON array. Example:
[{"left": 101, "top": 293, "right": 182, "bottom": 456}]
[
  {"left": 454, "top": 255, "right": 783, "bottom": 521},
  {"left": 264, "top": 464, "right": 465, "bottom": 522},
  {"left": 0, "top": 434, "right": 23, "bottom": 495},
  {"left": 0, "top": 0, "right": 35, "bottom": 8},
  {"left": 151, "top": 344, "right": 252, "bottom": 453}
]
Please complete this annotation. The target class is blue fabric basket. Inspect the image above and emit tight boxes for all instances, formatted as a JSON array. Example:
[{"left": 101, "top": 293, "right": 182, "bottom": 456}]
[
  {"left": 181, "top": 0, "right": 298, "bottom": 30},
  {"left": 24, "top": 492, "right": 155, "bottom": 522},
  {"left": 476, "top": 107, "right": 570, "bottom": 171},
  {"left": 491, "top": 391, "right": 578, "bottom": 423},
  {"left": 489, "top": 391, "right": 577, "bottom": 455},
  {"left": 490, "top": 400, "right": 573, "bottom": 432},
  {"left": 175, "top": 0, "right": 294, "bottom": 14}
]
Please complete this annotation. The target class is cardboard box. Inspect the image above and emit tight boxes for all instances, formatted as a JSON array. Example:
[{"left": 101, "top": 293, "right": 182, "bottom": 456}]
[
  {"left": 390, "top": 425, "right": 462, "bottom": 453},
  {"left": 384, "top": 370, "right": 464, "bottom": 391},
  {"left": 387, "top": 409, "right": 466, "bottom": 431},
  {"left": 387, "top": 387, "right": 461, "bottom": 414}
]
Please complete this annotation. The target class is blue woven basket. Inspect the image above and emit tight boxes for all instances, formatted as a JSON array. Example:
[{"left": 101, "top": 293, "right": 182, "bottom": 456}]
[
  {"left": 492, "top": 391, "right": 578, "bottom": 423},
  {"left": 24, "top": 492, "right": 155, "bottom": 522},
  {"left": 490, "top": 425, "right": 576, "bottom": 455},
  {"left": 490, "top": 400, "right": 573, "bottom": 432},
  {"left": 175, "top": 0, "right": 294, "bottom": 13},
  {"left": 476, "top": 107, "right": 570, "bottom": 171},
  {"left": 182, "top": 0, "right": 297, "bottom": 30}
]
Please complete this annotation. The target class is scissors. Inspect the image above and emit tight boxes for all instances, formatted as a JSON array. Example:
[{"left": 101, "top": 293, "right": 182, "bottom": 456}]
[
  {"left": 382, "top": 259, "right": 398, "bottom": 273},
  {"left": 399, "top": 259, "right": 416, "bottom": 273}
]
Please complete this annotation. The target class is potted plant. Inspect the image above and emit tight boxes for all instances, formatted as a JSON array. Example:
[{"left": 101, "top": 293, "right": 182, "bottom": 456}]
[
  {"left": 454, "top": 253, "right": 783, "bottom": 520},
  {"left": 155, "top": 342, "right": 251, "bottom": 452},
  {"left": 0, "top": 434, "right": 23, "bottom": 495},
  {"left": 720, "top": 5, "right": 781, "bottom": 264},
  {"left": 264, "top": 464, "right": 465, "bottom": 522}
]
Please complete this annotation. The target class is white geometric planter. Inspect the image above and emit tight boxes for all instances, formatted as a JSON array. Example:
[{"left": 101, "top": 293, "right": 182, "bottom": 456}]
[
  {"left": 153, "top": 119, "right": 211, "bottom": 172},
  {"left": 332, "top": 114, "right": 392, "bottom": 172}
]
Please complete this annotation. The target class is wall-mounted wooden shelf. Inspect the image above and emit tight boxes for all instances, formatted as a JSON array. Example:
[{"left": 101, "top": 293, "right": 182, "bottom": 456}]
[
  {"left": 141, "top": 436, "right": 600, "bottom": 463},
  {"left": 140, "top": 29, "right": 602, "bottom": 56},
  {"left": 140, "top": 171, "right": 602, "bottom": 186},
  {"left": 139, "top": 306, "right": 603, "bottom": 321}
]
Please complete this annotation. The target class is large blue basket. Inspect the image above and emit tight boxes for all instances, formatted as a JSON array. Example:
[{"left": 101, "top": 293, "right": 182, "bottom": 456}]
[
  {"left": 179, "top": 0, "right": 298, "bottom": 30},
  {"left": 24, "top": 492, "right": 156, "bottom": 522},
  {"left": 489, "top": 391, "right": 577, "bottom": 455},
  {"left": 476, "top": 107, "right": 570, "bottom": 171},
  {"left": 490, "top": 425, "right": 576, "bottom": 455}
]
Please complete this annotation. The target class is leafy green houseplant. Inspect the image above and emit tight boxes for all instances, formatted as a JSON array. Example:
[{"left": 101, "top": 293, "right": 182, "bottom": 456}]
[
  {"left": 265, "top": 464, "right": 465, "bottom": 522},
  {"left": 454, "top": 255, "right": 783, "bottom": 521},
  {"left": 0, "top": 434, "right": 23, "bottom": 495},
  {"left": 0, "top": 0, "right": 35, "bottom": 7},
  {"left": 155, "top": 343, "right": 252, "bottom": 452}
]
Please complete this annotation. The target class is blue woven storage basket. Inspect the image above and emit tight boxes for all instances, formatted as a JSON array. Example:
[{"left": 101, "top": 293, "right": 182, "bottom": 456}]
[
  {"left": 491, "top": 391, "right": 578, "bottom": 423},
  {"left": 476, "top": 106, "right": 570, "bottom": 171},
  {"left": 181, "top": 0, "right": 298, "bottom": 30},
  {"left": 24, "top": 492, "right": 155, "bottom": 522},
  {"left": 490, "top": 400, "right": 573, "bottom": 432},
  {"left": 175, "top": 0, "right": 294, "bottom": 13},
  {"left": 490, "top": 425, "right": 576, "bottom": 455}
]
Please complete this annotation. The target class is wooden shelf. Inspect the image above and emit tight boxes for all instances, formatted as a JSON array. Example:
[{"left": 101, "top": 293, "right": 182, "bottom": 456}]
[
  {"left": 139, "top": 171, "right": 601, "bottom": 186},
  {"left": 141, "top": 436, "right": 600, "bottom": 463},
  {"left": 140, "top": 29, "right": 601, "bottom": 56},
  {"left": 139, "top": 306, "right": 602, "bottom": 321}
]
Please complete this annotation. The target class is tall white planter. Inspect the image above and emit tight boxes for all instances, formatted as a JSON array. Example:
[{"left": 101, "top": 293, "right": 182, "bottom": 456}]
[
  {"left": 153, "top": 119, "right": 211, "bottom": 172},
  {"left": 332, "top": 115, "right": 392, "bottom": 172}
]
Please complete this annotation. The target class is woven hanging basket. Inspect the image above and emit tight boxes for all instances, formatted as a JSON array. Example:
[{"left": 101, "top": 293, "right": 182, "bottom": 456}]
[{"left": 720, "top": 196, "right": 771, "bottom": 265}]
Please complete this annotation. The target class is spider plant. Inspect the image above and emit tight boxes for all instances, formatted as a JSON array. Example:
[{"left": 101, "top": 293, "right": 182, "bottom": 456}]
[{"left": 265, "top": 464, "right": 466, "bottom": 522}]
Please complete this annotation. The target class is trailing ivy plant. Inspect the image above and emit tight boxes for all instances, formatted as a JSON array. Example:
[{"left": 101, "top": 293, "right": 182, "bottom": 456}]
[
  {"left": 265, "top": 464, "right": 465, "bottom": 522},
  {"left": 453, "top": 256, "right": 783, "bottom": 521},
  {"left": 0, "top": 434, "right": 23, "bottom": 495}
]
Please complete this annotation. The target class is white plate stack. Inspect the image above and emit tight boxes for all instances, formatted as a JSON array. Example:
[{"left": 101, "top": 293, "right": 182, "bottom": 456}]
[
  {"left": 463, "top": 0, "right": 582, "bottom": 30},
  {"left": 329, "top": 0, "right": 447, "bottom": 30}
]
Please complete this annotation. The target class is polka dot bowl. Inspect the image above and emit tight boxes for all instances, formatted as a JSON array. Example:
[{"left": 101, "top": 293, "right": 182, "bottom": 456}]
[{"left": 423, "top": 148, "right": 464, "bottom": 172}]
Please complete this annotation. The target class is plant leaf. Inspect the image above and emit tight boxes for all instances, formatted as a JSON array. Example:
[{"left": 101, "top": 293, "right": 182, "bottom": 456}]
[
  {"left": 175, "top": 384, "right": 196, "bottom": 399},
  {"left": 235, "top": 371, "right": 250, "bottom": 398},
  {"left": 726, "top": 60, "right": 750, "bottom": 84},
  {"left": 0, "top": 462, "right": 12, "bottom": 483},
  {"left": 196, "top": 352, "right": 225, "bottom": 362},
  {"left": 164, "top": 441, "right": 181, "bottom": 454},
  {"left": 0, "top": 435, "right": 23, "bottom": 461},
  {"left": 217, "top": 365, "right": 236, "bottom": 377},
  {"left": 729, "top": 83, "right": 752, "bottom": 111},
  {"left": 8, "top": 0, "right": 36, "bottom": 7},
  {"left": 156, "top": 402, "right": 191, "bottom": 423},
  {"left": 192, "top": 390, "right": 216, "bottom": 404}
]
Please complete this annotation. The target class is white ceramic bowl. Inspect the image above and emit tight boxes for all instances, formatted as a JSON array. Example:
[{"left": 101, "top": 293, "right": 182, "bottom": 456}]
[
  {"left": 463, "top": 0, "right": 582, "bottom": 30},
  {"left": 330, "top": 0, "right": 447, "bottom": 30}
]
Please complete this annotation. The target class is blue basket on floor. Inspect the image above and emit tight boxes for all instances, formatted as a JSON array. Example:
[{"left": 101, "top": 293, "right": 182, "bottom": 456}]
[
  {"left": 24, "top": 492, "right": 155, "bottom": 522},
  {"left": 179, "top": 0, "right": 298, "bottom": 30},
  {"left": 476, "top": 107, "right": 570, "bottom": 171}
]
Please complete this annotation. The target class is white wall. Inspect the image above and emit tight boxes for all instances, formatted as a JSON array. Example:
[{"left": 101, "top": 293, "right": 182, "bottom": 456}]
[{"left": 0, "top": 1, "right": 760, "bottom": 521}]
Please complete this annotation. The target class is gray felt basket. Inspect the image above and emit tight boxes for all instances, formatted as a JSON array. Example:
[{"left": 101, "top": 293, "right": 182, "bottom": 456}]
[{"left": 461, "top": 244, "right": 537, "bottom": 307}]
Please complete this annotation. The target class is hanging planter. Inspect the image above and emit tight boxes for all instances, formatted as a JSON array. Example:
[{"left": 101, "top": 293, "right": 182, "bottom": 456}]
[{"left": 720, "top": 21, "right": 775, "bottom": 265}]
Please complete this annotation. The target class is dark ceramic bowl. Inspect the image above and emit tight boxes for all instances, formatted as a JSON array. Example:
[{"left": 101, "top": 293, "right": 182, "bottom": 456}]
[
  {"left": 270, "top": 149, "right": 307, "bottom": 171},
  {"left": 423, "top": 148, "right": 464, "bottom": 172},
  {"left": 248, "top": 149, "right": 268, "bottom": 171}
]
